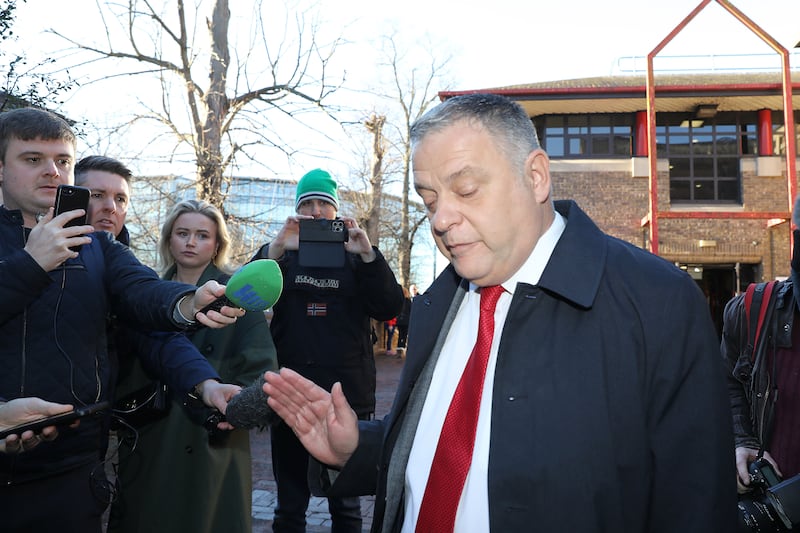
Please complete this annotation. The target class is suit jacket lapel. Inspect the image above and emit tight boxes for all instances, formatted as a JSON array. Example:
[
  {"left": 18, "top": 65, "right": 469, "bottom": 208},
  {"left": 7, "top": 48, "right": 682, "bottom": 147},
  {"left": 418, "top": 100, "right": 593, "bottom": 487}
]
[{"left": 381, "top": 271, "right": 466, "bottom": 532}]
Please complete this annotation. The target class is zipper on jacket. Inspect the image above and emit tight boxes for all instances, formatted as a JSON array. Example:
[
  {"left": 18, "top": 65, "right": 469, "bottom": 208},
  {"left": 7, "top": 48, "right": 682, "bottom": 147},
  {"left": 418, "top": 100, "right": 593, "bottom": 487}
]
[{"left": 20, "top": 308, "right": 27, "bottom": 397}]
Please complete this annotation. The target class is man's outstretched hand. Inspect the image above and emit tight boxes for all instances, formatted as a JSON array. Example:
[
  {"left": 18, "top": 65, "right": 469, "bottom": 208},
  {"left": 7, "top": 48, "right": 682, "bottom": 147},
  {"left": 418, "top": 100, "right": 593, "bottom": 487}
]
[{"left": 263, "top": 368, "right": 359, "bottom": 468}]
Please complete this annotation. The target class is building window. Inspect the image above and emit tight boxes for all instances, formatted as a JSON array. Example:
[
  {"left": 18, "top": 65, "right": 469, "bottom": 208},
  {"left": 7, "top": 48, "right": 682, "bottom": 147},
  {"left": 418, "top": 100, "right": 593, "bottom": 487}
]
[
  {"left": 771, "top": 110, "right": 800, "bottom": 156},
  {"left": 541, "top": 114, "right": 633, "bottom": 158},
  {"left": 659, "top": 112, "right": 755, "bottom": 204}
]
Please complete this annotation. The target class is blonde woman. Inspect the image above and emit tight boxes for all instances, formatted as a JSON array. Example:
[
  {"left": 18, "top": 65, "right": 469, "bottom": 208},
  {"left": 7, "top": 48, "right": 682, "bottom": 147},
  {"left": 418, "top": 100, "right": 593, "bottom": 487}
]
[{"left": 109, "top": 199, "right": 277, "bottom": 533}]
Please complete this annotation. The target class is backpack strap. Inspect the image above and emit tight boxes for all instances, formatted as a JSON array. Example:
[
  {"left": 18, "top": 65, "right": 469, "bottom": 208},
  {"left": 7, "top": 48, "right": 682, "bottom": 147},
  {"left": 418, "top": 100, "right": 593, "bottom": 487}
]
[{"left": 744, "top": 281, "right": 777, "bottom": 361}]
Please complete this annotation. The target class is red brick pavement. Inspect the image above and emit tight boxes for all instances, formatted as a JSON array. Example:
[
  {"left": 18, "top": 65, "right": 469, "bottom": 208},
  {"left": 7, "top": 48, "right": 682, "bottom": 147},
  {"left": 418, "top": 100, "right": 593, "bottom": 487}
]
[{"left": 251, "top": 351, "right": 405, "bottom": 532}]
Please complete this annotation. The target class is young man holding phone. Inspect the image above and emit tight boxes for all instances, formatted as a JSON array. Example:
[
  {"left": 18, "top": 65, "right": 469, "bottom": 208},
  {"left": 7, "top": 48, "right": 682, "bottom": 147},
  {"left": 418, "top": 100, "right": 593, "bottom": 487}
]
[
  {"left": 0, "top": 107, "right": 244, "bottom": 532},
  {"left": 251, "top": 168, "right": 404, "bottom": 533}
]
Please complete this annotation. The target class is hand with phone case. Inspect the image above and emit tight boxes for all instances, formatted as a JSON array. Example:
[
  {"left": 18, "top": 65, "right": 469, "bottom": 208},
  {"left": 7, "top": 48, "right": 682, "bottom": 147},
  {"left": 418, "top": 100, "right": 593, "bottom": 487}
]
[
  {"left": 0, "top": 398, "right": 82, "bottom": 453},
  {"left": 23, "top": 184, "right": 94, "bottom": 271}
]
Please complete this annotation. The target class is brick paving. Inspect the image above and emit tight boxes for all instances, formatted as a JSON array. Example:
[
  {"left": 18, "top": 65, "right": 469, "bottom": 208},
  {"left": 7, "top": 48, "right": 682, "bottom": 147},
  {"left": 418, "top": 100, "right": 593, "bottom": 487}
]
[{"left": 250, "top": 351, "right": 405, "bottom": 533}]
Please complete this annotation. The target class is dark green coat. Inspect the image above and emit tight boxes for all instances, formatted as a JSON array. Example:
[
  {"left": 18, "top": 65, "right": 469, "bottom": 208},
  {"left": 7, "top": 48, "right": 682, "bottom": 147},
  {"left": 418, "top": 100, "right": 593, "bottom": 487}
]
[{"left": 109, "top": 263, "right": 277, "bottom": 533}]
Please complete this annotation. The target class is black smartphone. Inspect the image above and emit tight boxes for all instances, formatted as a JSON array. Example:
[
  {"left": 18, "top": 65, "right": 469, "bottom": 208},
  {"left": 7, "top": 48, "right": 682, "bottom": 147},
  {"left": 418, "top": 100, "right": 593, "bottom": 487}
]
[
  {"left": 0, "top": 400, "right": 110, "bottom": 440},
  {"left": 298, "top": 218, "right": 348, "bottom": 268},
  {"left": 54, "top": 184, "right": 91, "bottom": 251}
]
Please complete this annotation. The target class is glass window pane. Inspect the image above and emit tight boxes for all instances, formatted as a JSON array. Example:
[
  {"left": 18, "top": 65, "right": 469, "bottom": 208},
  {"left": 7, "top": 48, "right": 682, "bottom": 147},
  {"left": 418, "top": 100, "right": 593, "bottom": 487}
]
[
  {"left": 670, "top": 137, "right": 691, "bottom": 155},
  {"left": 716, "top": 136, "right": 738, "bottom": 154},
  {"left": 742, "top": 135, "right": 757, "bottom": 155},
  {"left": 569, "top": 137, "right": 585, "bottom": 154},
  {"left": 717, "top": 157, "right": 739, "bottom": 177},
  {"left": 692, "top": 136, "right": 713, "bottom": 155},
  {"left": 694, "top": 157, "right": 714, "bottom": 177},
  {"left": 592, "top": 137, "right": 610, "bottom": 154},
  {"left": 547, "top": 137, "right": 565, "bottom": 157},
  {"left": 718, "top": 179, "right": 739, "bottom": 202},
  {"left": 669, "top": 158, "right": 690, "bottom": 177},
  {"left": 613, "top": 135, "right": 631, "bottom": 155},
  {"left": 670, "top": 180, "right": 691, "bottom": 201},
  {"left": 694, "top": 180, "right": 715, "bottom": 201}
]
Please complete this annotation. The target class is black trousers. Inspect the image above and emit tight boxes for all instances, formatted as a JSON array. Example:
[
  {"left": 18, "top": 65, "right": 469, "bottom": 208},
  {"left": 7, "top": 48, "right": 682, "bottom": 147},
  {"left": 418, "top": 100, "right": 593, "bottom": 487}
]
[
  {"left": 1, "top": 460, "right": 110, "bottom": 533},
  {"left": 271, "top": 418, "right": 363, "bottom": 533}
]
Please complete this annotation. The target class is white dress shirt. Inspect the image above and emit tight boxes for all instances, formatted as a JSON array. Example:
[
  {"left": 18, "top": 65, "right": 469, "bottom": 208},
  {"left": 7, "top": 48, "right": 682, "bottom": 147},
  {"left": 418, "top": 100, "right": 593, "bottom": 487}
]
[{"left": 402, "top": 211, "right": 566, "bottom": 533}]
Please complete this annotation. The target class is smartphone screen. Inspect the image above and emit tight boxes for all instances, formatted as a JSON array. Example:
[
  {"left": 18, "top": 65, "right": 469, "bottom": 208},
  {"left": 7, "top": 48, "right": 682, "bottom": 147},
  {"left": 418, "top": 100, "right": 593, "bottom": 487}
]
[
  {"left": 0, "top": 400, "right": 110, "bottom": 440},
  {"left": 54, "top": 185, "right": 91, "bottom": 251}
]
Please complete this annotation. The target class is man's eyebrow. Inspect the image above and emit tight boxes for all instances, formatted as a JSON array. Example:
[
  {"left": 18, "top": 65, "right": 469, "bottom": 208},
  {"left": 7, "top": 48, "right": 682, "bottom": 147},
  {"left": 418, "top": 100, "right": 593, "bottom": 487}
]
[{"left": 17, "top": 150, "right": 73, "bottom": 160}]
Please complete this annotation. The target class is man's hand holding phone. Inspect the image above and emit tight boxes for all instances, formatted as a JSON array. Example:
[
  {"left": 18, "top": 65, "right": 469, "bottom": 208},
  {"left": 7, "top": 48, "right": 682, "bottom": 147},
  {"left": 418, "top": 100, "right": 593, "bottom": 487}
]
[
  {"left": 338, "top": 216, "right": 376, "bottom": 262},
  {"left": 24, "top": 207, "right": 94, "bottom": 271},
  {"left": 0, "top": 398, "right": 79, "bottom": 454},
  {"left": 24, "top": 184, "right": 93, "bottom": 271}
]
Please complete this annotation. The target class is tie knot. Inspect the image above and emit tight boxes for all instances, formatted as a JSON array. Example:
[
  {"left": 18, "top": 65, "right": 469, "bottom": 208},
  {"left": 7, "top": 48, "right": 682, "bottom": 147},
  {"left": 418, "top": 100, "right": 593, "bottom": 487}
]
[{"left": 479, "top": 285, "right": 504, "bottom": 312}]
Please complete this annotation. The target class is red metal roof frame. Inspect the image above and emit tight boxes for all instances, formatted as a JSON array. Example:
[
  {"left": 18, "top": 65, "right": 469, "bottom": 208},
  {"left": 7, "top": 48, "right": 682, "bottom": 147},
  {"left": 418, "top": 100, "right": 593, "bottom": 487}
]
[
  {"left": 645, "top": 0, "right": 797, "bottom": 256},
  {"left": 444, "top": 81, "right": 800, "bottom": 99}
]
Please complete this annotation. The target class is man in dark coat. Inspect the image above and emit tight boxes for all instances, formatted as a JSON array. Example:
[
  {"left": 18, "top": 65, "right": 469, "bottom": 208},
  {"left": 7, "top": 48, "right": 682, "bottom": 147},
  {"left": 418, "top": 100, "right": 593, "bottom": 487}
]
[
  {"left": 0, "top": 107, "right": 243, "bottom": 533},
  {"left": 75, "top": 155, "right": 231, "bottom": 419},
  {"left": 263, "top": 93, "right": 737, "bottom": 532}
]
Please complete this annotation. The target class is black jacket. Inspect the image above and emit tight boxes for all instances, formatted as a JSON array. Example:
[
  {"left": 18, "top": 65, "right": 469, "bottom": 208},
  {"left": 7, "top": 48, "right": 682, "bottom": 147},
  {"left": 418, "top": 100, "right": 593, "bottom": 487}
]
[
  {"left": 252, "top": 245, "right": 402, "bottom": 415},
  {"left": 0, "top": 207, "right": 195, "bottom": 484},
  {"left": 721, "top": 279, "right": 794, "bottom": 449}
]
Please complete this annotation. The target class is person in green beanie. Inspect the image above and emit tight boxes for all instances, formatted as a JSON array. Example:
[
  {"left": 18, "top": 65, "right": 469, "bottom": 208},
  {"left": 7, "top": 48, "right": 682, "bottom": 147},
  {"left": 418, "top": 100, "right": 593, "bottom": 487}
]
[{"left": 251, "top": 168, "right": 403, "bottom": 533}]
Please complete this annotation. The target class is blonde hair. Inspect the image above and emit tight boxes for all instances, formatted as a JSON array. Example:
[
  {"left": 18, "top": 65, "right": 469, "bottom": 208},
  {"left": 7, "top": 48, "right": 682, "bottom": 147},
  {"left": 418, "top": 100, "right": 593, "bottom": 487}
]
[{"left": 158, "top": 199, "right": 232, "bottom": 274}]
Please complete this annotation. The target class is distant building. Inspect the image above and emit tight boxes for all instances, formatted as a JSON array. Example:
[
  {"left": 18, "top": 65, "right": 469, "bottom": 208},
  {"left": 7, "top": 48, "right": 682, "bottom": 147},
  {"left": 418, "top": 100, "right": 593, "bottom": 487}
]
[{"left": 125, "top": 174, "right": 436, "bottom": 285}]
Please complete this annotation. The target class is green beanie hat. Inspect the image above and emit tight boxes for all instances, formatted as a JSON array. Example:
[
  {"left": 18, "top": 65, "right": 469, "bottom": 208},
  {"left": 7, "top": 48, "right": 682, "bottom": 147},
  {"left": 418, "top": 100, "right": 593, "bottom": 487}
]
[{"left": 295, "top": 169, "right": 339, "bottom": 212}]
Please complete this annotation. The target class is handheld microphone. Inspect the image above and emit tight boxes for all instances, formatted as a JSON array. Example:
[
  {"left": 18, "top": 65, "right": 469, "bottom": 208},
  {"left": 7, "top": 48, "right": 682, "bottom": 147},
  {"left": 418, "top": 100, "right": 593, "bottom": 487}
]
[
  {"left": 197, "top": 259, "right": 283, "bottom": 315},
  {"left": 224, "top": 375, "right": 277, "bottom": 429}
]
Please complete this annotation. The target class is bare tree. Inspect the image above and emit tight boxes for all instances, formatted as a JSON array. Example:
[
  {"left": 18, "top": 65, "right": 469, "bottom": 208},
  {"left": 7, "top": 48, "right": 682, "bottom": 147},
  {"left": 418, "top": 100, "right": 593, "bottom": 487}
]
[
  {"left": 363, "top": 112, "right": 385, "bottom": 246},
  {"left": 373, "top": 33, "right": 451, "bottom": 287},
  {"left": 51, "top": 0, "right": 345, "bottom": 211}
]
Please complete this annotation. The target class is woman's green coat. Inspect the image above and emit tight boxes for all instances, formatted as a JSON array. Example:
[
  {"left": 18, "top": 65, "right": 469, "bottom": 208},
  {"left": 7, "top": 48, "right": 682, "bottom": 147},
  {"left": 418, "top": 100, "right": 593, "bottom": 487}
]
[{"left": 109, "top": 263, "right": 277, "bottom": 533}]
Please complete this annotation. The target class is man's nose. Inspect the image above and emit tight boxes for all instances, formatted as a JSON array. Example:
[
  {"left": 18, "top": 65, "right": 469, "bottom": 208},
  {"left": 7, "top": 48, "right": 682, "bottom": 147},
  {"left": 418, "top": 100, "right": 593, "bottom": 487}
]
[
  {"left": 431, "top": 200, "right": 457, "bottom": 233},
  {"left": 102, "top": 196, "right": 116, "bottom": 212},
  {"left": 43, "top": 159, "right": 61, "bottom": 178}
]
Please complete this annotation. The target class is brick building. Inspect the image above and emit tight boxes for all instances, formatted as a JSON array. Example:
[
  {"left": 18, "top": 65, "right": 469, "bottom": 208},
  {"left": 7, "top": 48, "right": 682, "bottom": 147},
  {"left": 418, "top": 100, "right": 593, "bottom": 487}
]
[{"left": 441, "top": 71, "right": 799, "bottom": 336}]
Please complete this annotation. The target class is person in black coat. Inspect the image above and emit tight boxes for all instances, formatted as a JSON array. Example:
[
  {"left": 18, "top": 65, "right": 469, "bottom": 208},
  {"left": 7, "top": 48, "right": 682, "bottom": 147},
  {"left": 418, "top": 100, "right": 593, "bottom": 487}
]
[
  {"left": 395, "top": 286, "right": 412, "bottom": 356},
  {"left": 251, "top": 168, "right": 403, "bottom": 533}
]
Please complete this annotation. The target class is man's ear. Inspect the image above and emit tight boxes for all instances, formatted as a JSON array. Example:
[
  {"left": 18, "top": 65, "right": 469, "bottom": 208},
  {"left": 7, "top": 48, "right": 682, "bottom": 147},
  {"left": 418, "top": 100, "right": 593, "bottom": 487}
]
[{"left": 525, "top": 149, "right": 551, "bottom": 204}]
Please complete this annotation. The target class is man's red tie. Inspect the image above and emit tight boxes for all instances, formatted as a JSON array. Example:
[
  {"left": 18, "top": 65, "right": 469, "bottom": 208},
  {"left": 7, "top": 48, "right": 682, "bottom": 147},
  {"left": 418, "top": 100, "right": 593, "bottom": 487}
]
[{"left": 415, "top": 285, "right": 505, "bottom": 533}]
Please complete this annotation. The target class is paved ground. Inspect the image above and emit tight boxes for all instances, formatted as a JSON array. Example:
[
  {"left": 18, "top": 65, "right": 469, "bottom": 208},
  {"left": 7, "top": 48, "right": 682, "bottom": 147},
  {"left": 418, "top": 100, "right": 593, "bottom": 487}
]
[{"left": 250, "top": 350, "right": 404, "bottom": 533}]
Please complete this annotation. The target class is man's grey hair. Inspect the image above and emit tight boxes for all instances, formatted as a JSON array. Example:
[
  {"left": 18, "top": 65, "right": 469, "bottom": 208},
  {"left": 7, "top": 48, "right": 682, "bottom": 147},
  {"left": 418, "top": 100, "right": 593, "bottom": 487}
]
[{"left": 410, "top": 93, "right": 541, "bottom": 173}]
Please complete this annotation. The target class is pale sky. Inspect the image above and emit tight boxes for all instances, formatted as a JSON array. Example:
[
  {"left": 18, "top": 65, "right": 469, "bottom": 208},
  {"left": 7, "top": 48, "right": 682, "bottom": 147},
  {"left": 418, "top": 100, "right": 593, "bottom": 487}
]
[{"left": 9, "top": 0, "right": 800, "bottom": 177}]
